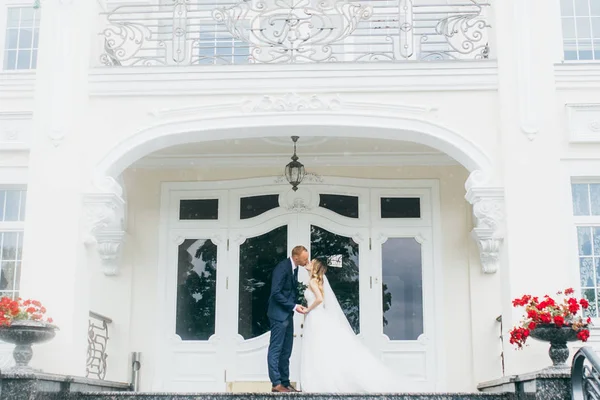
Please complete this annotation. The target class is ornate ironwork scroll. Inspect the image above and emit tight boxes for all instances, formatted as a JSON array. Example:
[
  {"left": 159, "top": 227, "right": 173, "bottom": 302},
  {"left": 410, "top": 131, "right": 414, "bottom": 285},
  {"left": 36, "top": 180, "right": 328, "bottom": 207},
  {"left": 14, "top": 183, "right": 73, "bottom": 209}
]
[
  {"left": 98, "top": 0, "right": 491, "bottom": 66},
  {"left": 86, "top": 311, "right": 112, "bottom": 380}
]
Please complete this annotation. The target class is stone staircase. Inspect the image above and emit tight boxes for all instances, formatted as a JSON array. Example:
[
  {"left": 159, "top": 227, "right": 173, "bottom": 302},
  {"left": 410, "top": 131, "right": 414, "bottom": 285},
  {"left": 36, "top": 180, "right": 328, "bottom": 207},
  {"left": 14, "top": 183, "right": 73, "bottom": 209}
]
[
  {"left": 1, "top": 370, "right": 572, "bottom": 400},
  {"left": 42, "top": 394, "right": 516, "bottom": 400}
]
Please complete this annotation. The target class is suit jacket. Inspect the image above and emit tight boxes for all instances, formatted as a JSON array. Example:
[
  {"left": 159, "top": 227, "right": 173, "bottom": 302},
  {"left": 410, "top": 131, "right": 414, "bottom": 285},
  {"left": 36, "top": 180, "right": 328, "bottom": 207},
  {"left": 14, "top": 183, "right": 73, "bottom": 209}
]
[{"left": 267, "top": 258, "right": 298, "bottom": 322}]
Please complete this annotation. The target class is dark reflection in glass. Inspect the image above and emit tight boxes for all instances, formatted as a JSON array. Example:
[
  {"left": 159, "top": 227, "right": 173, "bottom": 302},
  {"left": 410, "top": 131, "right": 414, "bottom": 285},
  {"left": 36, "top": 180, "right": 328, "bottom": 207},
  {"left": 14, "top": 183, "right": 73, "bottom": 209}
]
[
  {"left": 381, "top": 198, "right": 420, "bottom": 218},
  {"left": 176, "top": 239, "right": 218, "bottom": 340},
  {"left": 239, "top": 225, "right": 288, "bottom": 339},
  {"left": 311, "top": 225, "right": 366, "bottom": 334},
  {"left": 180, "top": 199, "right": 219, "bottom": 220},
  {"left": 240, "top": 195, "right": 280, "bottom": 219},
  {"left": 319, "top": 194, "right": 359, "bottom": 218},
  {"left": 382, "top": 238, "right": 423, "bottom": 340}
]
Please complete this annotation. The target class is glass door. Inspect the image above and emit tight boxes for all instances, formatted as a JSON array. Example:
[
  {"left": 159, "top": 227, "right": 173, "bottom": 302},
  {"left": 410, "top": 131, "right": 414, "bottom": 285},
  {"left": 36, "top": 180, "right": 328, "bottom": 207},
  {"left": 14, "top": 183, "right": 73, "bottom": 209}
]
[
  {"left": 368, "top": 228, "right": 435, "bottom": 391},
  {"left": 226, "top": 215, "right": 302, "bottom": 386},
  {"left": 164, "top": 228, "right": 228, "bottom": 392}
]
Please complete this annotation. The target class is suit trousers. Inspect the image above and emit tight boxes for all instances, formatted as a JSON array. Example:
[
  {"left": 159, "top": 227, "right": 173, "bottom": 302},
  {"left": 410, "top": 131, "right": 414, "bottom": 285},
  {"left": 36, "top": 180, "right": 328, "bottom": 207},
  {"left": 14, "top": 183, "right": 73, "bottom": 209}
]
[{"left": 267, "top": 313, "right": 294, "bottom": 386}]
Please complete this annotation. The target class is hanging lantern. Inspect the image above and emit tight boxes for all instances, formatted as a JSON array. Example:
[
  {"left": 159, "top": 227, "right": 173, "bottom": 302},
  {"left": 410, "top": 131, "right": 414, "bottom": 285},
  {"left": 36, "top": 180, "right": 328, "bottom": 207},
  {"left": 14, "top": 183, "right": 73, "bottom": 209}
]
[{"left": 284, "top": 136, "right": 305, "bottom": 192}]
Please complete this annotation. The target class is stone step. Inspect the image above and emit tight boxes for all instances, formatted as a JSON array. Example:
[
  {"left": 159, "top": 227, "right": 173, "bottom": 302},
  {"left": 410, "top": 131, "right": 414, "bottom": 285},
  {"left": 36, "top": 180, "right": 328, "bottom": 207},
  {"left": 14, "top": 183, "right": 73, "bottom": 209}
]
[{"left": 51, "top": 392, "right": 516, "bottom": 400}]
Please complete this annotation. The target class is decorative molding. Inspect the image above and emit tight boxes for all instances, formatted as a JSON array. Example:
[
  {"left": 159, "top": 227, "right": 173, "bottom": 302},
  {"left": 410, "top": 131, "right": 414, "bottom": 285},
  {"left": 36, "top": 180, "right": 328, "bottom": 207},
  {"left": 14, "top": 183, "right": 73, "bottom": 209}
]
[
  {"left": 566, "top": 104, "right": 600, "bottom": 143},
  {"left": 555, "top": 63, "right": 600, "bottom": 89},
  {"left": 88, "top": 62, "right": 499, "bottom": 97},
  {"left": 515, "top": 0, "right": 538, "bottom": 140},
  {"left": 135, "top": 153, "right": 456, "bottom": 169},
  {"left": 148, "top": 93, "right": 437, "bottom": 120},
  {"left": 83, "top": 186, "right": 126, "bottom": 276},
  {"left": 465, "top": 170, "right": 505, "bottom": 274},
  {"left": 242, "top": 93, "right": 343, "bottom": 113}
]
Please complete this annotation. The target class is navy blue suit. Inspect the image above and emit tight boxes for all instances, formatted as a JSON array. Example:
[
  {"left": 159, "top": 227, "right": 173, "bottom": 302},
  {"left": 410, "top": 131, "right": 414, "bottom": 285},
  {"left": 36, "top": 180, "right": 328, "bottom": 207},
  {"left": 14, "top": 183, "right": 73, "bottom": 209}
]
[{"left": 267, "top": 258, "right": 298, "bottom": 387}]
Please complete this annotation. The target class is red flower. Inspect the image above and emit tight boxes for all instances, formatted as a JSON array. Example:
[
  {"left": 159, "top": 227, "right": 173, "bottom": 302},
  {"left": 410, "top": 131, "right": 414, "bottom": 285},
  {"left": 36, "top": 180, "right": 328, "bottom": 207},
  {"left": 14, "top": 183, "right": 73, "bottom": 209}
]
[
  {"left": 554, "top": 315, "right": 565, "bottom": 327},
  {"left": 527, "top": 309, "right": 538, "bottom": 319},
  {"left": 580, "top": 299, "right": 590, "bottom": 309},
  {"left": 587, "top": 317, "right": 592, "bottom": 324},
  {"left": 568, "top": 298, "right": 580, "bottom": 314},
  {"left": 540, "top": 313, "right": 552, "bottom": 324},
  {"left": 47, "top": 318, "right": 53, "bottom": 323},
  {"left": 528, "top": 322, "right": 537, "bottom": 330},
  {"left": 578, "top": 329, "right": 590, "bottom": 342},
  {"left": 565, "top": 288, "right": 575, "bottom": 295}
]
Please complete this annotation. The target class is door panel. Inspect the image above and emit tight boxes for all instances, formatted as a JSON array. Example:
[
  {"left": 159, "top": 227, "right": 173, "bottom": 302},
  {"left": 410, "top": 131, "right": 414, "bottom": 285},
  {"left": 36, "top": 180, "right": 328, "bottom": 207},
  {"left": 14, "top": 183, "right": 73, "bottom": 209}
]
[
  {"left": 228, "top": 216, "right": 300, "bottom": 384},
  {"left": 162, "top": 230, "right": 228, "bottom": 392},
  {"left": 369, "top": 229, "right": 435, "bottom": 392}
]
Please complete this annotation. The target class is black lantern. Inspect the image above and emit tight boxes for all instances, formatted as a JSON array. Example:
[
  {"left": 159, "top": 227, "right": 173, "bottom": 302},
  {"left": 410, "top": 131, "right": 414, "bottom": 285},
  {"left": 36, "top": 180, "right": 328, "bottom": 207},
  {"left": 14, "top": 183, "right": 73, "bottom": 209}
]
[{"left": 284, "top": 136, "right": 305, "bottom": 192}]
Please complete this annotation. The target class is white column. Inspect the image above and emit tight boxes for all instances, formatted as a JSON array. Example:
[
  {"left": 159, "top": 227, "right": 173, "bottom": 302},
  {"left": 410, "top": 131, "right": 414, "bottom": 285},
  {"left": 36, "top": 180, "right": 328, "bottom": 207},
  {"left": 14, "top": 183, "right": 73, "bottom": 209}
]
[
  {"left": 19, "top": 0, "right": 96, "bottom": 375},
  {"left": 494, "top": 0, "right": 570, "bottom": 375}
]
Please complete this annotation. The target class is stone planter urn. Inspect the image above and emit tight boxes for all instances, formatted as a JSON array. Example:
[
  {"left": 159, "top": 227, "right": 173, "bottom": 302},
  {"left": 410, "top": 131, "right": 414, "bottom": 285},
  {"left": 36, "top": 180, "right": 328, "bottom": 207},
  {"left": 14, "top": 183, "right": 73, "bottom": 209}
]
[
  {"left": 0, "top": 320, "right": 58, "bottom": 371},
  {"left": 529, "top": 323, "right": 581, "bottom": 369}
]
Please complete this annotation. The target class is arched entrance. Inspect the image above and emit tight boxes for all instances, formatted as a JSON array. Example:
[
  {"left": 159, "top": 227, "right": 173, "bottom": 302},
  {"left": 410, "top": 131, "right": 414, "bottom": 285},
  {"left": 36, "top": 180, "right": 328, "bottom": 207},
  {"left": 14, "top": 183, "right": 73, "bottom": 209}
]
[
  {"left": 91, "top": 107, "right": 493, "bottom": 182},
  {"left": 83, "top": 105, "right": 504, "bottom": 392},
  {"left": 158, "top": 176, "right": 439, "bottom": 392}
]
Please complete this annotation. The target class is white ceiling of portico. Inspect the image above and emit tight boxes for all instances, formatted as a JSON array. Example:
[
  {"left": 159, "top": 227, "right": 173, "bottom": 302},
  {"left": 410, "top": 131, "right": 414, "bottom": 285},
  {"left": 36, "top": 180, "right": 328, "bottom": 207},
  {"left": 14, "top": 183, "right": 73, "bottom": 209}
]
[{"left": 133, "top": 136, "right": 458, "bottom": 168}]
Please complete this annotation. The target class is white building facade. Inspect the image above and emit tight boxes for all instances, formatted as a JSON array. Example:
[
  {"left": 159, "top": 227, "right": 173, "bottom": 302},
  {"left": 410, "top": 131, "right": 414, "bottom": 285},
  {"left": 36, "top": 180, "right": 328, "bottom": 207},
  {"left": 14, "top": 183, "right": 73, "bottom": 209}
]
[{"left": 0, "top": 0, "right": 599, "bottom": 394}]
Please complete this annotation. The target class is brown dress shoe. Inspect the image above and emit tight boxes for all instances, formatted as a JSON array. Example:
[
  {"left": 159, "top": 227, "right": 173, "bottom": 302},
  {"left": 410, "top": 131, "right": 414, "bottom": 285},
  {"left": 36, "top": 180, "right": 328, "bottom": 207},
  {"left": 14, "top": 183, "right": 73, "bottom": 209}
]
[
  {"left": 286, "top": 385, "right": 300, "bottom": 392},
  {"left": 271, "top": 384, "right": 291, "bottom": 393}
]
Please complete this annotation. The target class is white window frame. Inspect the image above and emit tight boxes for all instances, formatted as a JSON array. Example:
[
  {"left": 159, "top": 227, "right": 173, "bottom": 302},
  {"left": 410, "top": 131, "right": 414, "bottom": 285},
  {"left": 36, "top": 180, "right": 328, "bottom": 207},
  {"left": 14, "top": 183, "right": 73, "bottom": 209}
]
[
  {"left": 563, "top": 160, "right": 600, "bottom": 326},
  {"left": 0, "top": 185, "right": 27, "bottom": 300},
  {"left": 0, "top": 0, "right": 40, "bottom": 72},
  {"left": 559, "top": 0, "right": 600, "bottom": 62}
]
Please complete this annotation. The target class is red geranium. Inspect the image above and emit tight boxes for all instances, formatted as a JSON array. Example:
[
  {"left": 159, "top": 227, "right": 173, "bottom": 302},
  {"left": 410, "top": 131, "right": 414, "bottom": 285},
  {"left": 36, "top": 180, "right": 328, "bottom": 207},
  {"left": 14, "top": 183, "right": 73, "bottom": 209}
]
[
  {"left": 0, "top": 297, "right": 53, "bottom": 327},
  {"left": 508, "top": 288, "right": 591, "bottom": 349}
]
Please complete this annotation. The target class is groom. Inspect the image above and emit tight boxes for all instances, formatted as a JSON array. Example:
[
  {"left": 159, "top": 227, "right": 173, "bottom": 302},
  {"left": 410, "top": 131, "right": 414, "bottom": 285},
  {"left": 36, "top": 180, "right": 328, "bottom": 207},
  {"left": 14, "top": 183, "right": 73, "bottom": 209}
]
[{"left": 267, "top": 245, "right": 309, "bottom": 393}]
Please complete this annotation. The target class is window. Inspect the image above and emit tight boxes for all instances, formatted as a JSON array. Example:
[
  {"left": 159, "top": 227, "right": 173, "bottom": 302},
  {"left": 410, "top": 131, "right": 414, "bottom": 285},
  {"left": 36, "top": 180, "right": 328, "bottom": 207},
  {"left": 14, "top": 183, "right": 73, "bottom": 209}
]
[
  {"left": 572, "top": 182, "right": 600, "bottom": 317},
  {"left": 179, "top": 199, "right": 219, "bottom": 220},
  {"left": 196, "top": 24, "right": 250, "bottom": 65},
  {"left": 319, "top": 194, "right": 359, "bottom": 218},
  {"left": 560, "top": 0, "right": 600, "bottom": 61},
  {"left": 0, "top": 189, "right": 26, "bottom": 299},
  {"left": 240, "top": 194, "right": 279, "bottom": 219},
  {"left": 3, "top": 7, "right": 40, "bottom": 70},
  {"left": 380, "top": 197, "right": 421, "bottom": 219}
]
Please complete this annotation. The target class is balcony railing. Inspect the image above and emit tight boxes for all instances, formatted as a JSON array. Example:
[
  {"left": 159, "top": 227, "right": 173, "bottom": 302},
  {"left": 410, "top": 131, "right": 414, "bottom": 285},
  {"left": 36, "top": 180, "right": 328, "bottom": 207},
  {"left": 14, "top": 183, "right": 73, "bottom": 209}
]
[{"left": 98, "top": 0, "right": 491, "bottom": 66}]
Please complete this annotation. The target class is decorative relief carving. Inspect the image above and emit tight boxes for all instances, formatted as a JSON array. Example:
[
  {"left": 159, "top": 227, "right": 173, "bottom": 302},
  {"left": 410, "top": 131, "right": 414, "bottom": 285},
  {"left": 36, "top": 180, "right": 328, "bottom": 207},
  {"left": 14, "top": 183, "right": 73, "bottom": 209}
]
[
  {"left": 243, "top": 93, "right": 342, "bottom": 113},
  {"left": 566, "top": 104, "right": 600, "bottom": 143},
  {"left": 83, "top": 182, "right": 126, "bottom": 276},
  {"left": 465, "top": 170, "right": 505, "bottom": 274},
  {"left": 0, "top": 111, "right": 32, "bottom": 148},
  {"left": 274, "top": 172, "right": 324, "bottom": 184},
  {"left": 286, "top": 198, "right": 311, "bottom": 212},
  {"left": 48, "top": 129, "right": 65, "bottom": 147}
]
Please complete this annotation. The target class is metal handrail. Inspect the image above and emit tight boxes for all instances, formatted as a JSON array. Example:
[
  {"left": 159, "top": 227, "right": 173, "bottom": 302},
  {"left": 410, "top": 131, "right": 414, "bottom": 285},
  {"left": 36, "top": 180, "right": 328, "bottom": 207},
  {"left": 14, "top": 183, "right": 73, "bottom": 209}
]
[
  {"left": 86, "top": 311, "right": 112, "bottom": 380},
  {"left": 572, "top": 346, "right": 600, "bottom": 400}
]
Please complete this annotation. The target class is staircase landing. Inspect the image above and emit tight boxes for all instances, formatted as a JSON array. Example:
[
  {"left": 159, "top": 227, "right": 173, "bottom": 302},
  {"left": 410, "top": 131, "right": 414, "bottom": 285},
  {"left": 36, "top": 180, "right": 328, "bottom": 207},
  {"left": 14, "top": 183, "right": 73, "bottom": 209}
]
[{"left": 54, "top": 393, "right": 515, "bottom": 400}]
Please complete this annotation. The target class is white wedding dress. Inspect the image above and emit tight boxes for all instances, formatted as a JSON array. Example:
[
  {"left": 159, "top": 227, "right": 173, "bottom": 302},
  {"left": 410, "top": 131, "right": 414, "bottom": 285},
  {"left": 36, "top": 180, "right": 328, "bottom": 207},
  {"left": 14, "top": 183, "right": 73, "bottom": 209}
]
[{"left": 300, "top": 276, "right": 400, "bottom": 393}]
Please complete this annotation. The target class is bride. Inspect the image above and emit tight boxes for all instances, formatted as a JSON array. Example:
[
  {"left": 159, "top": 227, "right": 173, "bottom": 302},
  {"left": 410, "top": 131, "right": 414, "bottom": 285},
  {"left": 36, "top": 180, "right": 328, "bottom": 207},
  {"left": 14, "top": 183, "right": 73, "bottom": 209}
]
[{"left": 300, "top": 258, "right": 401, "bottom": 393}]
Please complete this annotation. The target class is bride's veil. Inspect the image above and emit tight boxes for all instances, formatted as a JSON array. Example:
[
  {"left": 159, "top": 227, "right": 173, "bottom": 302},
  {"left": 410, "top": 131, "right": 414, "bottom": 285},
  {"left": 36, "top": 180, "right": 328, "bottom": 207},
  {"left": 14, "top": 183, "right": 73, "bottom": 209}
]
[{"left": 322, "top": 275, "right": 356, "bottom": 336}]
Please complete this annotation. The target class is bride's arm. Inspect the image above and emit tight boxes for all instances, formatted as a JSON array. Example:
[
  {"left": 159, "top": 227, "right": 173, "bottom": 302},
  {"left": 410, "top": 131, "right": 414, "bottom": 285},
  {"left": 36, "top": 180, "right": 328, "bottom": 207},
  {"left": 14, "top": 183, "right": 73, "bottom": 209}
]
[{"left": 306, "top": 279, "right": 323, "bottom": 313}]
